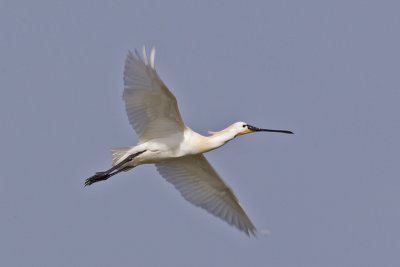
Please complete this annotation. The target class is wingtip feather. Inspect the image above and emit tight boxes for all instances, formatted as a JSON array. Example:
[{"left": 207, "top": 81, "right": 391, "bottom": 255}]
[
  {"left": 150, "top": 47, "right": 156, "bottom": 69},
  {"left": 127, "top": 46, "right": 156, "bottom": 69},
  {"left": 142, "top": 46, "right": 148, "bottom": 65}
]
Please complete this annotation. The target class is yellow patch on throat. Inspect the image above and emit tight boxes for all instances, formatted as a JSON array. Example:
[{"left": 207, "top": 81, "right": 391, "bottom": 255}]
[{"left": 235, "top": 129, "right": 256, "bottom": 137}]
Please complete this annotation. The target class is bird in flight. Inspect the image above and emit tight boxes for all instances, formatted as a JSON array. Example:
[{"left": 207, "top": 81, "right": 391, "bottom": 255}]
[{"left": 85, "top": 47, "right": 293, "bottom": 236}]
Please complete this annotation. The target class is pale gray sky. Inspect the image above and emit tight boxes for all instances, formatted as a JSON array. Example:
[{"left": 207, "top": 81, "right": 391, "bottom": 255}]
[{"left": 1, "top": 1, "right": 399, "bottom": 266}]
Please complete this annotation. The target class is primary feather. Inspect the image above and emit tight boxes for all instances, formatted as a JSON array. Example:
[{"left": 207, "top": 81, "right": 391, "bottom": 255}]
[{"left": 123, "top": 49, "right": 185, "bottom": 143}]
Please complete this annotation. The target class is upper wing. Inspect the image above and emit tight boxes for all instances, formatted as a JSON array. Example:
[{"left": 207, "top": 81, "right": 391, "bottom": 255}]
[
  {"left": 123, "top": 48, "right": 185, "bottom": 142},
  {"left": 156, "top": 155, "right": 256, "bottom": 236}
]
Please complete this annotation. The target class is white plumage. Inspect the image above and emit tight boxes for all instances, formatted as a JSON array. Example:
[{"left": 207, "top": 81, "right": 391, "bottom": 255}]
[
  {"left": 86, "top": 47, "right": 293, "bottom": 236},
  {"left": 123, "top": 49, "right": 184, "bottom": 142},
  {"left": 156, "top": 155, "right": 256, "bottom": 235}
]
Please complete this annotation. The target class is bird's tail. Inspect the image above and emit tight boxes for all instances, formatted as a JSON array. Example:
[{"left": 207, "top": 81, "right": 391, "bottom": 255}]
[{"left": 111, "top": 147, "right": 131, "bottom": 166}]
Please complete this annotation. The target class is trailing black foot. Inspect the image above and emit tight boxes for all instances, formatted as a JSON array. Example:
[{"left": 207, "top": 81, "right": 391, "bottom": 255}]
[
  {"left": 85, "top": 172, "right": 110, "bottom": 186},
  {"left": 84, "top": 150, "right": 146, "bottom": 187}
]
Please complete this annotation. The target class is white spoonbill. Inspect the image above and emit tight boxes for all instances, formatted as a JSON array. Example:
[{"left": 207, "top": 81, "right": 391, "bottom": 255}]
[{"left": 85, "top": 47, "right": 293, "bottom": 236}]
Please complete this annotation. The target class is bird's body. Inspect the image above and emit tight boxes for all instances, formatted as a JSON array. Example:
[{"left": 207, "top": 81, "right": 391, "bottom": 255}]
[
  {"left": 113, "top": 124, "right": 241, "bottom": 167},
  {"left": 86, "top": 47, "right": 293, "bottom": 236}
]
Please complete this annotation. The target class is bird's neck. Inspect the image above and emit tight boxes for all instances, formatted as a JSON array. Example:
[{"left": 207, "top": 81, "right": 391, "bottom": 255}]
[
  {"left": 202, "top": 129, "right": 236, "bottom": 153},
  {"left": 184, "top": 127, "right": 236, "bottom": 155}
]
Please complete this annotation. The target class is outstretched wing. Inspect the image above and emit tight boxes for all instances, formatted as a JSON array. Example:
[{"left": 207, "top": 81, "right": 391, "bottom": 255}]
[
  {"left": 123, "top": 48, "right": 185, "bottom": 142},
  {"left": 156, "top": 155, "right": 256, "bottom": 236}
]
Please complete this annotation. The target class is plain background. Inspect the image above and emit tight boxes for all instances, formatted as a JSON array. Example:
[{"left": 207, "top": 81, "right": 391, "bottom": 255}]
[{"left": 1, "top": 1, "right": 399, "bottom": 266}]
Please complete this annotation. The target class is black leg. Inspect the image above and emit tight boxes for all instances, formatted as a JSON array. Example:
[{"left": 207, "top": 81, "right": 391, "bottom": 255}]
[
  {"left": 102, "top": 151, "right": 145, "bottom": 175},
  {"left": 84, "top": 172, "right": 112, "bottom": 186},
  {"left": 85, "top": 167, "right": 131, "bottom": 186},
  {"left": 84, "top": 150, "right": 145, "bottom": 186}
]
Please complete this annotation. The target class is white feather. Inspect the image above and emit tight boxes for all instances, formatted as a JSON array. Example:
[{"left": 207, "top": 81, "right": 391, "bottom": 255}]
[
  {"left": 156, "top": 155, "right": 256, "bottom": 236},
  {"left": 150, "top": 47, "right": 155, "bottom": 69},
  {"left": 142, "top": 46, "right": 148, "bottom": 65},
  {"left": 123, "top": 50, "right": 185, "bottom": 142}
]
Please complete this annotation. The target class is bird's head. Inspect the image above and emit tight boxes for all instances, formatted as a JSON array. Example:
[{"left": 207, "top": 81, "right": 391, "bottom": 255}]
[{"left": 232, "top": 122, "right": 294, "bottom": 137}]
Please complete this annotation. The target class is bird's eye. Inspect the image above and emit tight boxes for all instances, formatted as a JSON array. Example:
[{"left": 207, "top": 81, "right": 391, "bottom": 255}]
[{"left": 242, "top": 124, "right": 247, "bottom": 128}]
